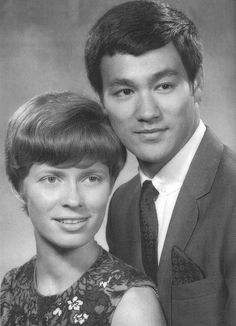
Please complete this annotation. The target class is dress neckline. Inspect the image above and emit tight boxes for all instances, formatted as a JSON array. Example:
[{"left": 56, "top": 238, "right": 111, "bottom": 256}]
[{"left": 32, "top": 245, "right": 105, "bottom": 299}]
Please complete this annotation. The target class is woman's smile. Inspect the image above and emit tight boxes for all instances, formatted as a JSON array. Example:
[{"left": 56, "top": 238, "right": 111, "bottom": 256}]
[{"left": 22, "top": 162, "right": 112, "bottom": 249}]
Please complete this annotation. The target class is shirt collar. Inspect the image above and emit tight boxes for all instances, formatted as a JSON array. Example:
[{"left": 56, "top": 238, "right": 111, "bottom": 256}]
[{"left": 139, "top": 120, "right": 206, "bottom": 194}]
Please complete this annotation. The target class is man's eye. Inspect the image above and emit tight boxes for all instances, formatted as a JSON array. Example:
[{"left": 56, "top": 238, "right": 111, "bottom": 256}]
[
  {"left": 156, "top": 83, "right": 174, "bottom": 91},
  {"left": 162, "top": 83, "right": 171, "bottom": 89},
  {"left": 114, "top": 88, "right": 133, "bottom": 97}
]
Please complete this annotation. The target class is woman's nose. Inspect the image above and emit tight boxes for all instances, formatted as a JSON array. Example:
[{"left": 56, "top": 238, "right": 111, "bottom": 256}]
[{"left": 61, "top": 183, "right": 83, "bottom": 208}]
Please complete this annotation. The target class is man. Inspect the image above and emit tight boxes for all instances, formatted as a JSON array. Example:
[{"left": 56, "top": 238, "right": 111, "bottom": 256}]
[{"left": 85, "top": 1, "right": 236, "bottom": 325}]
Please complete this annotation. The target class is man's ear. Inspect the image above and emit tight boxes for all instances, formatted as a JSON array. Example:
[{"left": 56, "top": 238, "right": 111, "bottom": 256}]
[
  {"left": 99, "top": 95, "right": 108, "bottom": 115},
  {"left": 193, "top": 66, "right": 204, "bottom": 106}
]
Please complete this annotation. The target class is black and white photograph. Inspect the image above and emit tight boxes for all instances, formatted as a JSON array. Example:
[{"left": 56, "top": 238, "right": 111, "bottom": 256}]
[{"left": 0, "top": 1, "right": 236, "bottom": 325}]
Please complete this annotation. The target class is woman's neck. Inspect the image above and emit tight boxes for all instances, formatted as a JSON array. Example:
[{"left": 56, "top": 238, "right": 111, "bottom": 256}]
[{"left": 34, "top": 239, "right": 99, "bottom": 296}]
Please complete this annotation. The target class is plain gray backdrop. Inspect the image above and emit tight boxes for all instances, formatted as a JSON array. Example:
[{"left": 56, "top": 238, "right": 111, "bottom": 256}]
[{"left": 0, "top": 0, "right": 236, "bottom": 281}]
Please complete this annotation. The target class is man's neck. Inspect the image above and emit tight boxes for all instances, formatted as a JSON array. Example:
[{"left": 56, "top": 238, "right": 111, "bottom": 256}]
[
  {"left": 139, "top": 121, "right": 205, "bottom": 179},
  {"left": 139, "top": 159, "right": 169, "bottom": 178}
]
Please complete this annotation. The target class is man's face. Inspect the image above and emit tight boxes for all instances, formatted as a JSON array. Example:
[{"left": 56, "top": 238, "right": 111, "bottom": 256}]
[{"left": 100, "top": 43, "right": 201, "bottom": 176}]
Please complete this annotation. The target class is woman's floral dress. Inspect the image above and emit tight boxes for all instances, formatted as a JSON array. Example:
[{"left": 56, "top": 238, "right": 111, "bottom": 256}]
[{"left": 0, "top": 247, "right": 157, "bottom": 325}]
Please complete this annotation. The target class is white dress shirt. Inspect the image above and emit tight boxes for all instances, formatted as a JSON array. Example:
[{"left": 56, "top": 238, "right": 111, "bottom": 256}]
[{"left": 139, "top": 120, "right": 206, "bottom": 263}]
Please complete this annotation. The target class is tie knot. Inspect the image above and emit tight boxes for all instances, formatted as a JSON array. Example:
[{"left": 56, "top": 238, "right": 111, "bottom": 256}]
[{"left": 141, "top": 180, "right": 158, "bottom": 202}]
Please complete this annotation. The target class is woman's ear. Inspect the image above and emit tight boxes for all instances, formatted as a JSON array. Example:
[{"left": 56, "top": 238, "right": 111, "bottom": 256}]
[
  {"left": 10, "top": 184, "right": 25, "bottom": 205},
  {"left": 10, "top": 183, "right": 29, "bottom": 214},
  {"left": 193, "top": 66, "right": 204, "bottom": 106}
]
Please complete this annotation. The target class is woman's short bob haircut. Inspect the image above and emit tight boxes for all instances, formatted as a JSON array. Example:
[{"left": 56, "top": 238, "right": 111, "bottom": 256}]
[{"left": 5, "top": 91, "right": 127, "bottom": 192}]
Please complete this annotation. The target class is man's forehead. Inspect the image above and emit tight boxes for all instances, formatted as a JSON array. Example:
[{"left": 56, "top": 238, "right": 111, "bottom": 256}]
[{"left": 100, "top": 44, "right": 187, "bottom": 85}]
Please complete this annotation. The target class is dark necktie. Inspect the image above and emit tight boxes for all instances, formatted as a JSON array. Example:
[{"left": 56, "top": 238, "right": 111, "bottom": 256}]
[{"left": 139, "top": 180, "right": 159, "bottom": 283}]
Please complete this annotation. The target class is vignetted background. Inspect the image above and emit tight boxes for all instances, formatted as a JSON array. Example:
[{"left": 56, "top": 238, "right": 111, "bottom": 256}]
[{"left": 0, "top": 0, "right": 236, "bottom": 281}]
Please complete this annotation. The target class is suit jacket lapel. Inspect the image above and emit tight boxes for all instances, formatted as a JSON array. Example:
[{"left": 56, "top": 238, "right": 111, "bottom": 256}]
[{"left": 157, "top": 127, "right": 224, "bottom": 320}]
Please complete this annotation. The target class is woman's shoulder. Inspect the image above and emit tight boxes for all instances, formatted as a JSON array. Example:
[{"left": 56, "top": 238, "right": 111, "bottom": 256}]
[
  {"left": 0, "top": 256, "right": 36, "bottom": 326},
  {"left": 111, "top": 286, "right": 166, "bottom": 326},
  {"left": 97, "top": 249, "right": 157, "bottom": 291},
  {"left": 91, "top": 249, "right": 165, "bottom": 326},
  {"left": 1, "top": 256, "right": 36, "bottom": 291}
]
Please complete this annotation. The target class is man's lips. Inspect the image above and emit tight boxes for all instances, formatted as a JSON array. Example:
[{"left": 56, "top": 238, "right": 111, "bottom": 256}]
[
  {"left": 134, "top": 128, "right": 167, "bottom": 137},
  {"left": 134, "top": 127, "right": 167, "bottom": 134}
]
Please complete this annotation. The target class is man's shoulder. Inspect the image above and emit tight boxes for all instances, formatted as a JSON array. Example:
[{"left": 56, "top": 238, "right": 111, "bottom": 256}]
[
  {"left": 218, "top": 144, "right": 236, "bottom": 182},
  {"left": 221, "top": 144, "right": 236, "bottom": 168},
  {"left": 203, "top": 126, "right": 236, "bottom": 164},
  {"left": 190, "top": 127, "right": 236, "bottom": 184},
  {"left": 113, "top": 174, "right": 140, "bottom": 197},
  {"left": 208, "top": 126, "right": 236, "bottom": 178},
  {"left": 189, "top": 128, "right": 236, "bottom": 196}
]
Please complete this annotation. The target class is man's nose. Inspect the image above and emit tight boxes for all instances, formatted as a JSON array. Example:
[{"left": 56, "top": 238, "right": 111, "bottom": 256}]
[
  {"left": 135, "top": 92, "right": 161, "bottom": 121},
  {"left": 61, "top": 183, "right": 83, "bottom": 208}
]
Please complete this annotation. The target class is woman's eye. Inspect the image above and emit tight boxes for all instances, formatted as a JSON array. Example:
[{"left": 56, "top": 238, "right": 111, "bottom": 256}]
[
  {"left": 40, "top": 176, "right": 58, "bottom": 184},
  {"left": 88, "top": 176, "right": 100, "bottom": 183},
  {"left": 83, "top": 175, "right": 102, "bottom": 184}
]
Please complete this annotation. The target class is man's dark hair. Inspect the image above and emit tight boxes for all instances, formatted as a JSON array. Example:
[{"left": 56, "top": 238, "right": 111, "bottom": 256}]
[{"left": 85, "top": 0, "right": 203, "bottom": 95}]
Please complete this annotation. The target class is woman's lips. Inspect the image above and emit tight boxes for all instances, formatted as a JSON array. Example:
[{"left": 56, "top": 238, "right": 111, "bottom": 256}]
[{"left": 54, "top": 217, "right": 90, "bottom": 224}]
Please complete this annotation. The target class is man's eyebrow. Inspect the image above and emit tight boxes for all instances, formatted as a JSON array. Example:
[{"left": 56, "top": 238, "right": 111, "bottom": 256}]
[
  {"left": 108, "top": 69, "right": 179, "bottom": 88},
  {"left": 108, "top": 78, "right": 136, "bottom": 88},
  {"left": 150, "top": 69, "right": 179, "bottom": 83}
]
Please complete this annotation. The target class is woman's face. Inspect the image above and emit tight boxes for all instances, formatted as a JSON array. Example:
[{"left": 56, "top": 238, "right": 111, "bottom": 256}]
[{"left": 21, "top": 162, "right": 112, "bottom": 250}]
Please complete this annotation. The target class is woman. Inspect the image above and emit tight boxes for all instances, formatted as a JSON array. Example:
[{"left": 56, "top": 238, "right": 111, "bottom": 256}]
[{"left": 1, "top": 92, "right": 166, "bottom": 326}]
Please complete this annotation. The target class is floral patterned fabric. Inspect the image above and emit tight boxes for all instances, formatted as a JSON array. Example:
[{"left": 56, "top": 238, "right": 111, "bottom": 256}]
[{"left": 1, "top": 247, "right": 157, "bottom": 325}]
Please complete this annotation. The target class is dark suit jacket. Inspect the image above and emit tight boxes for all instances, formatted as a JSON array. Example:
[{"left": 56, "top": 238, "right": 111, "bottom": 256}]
[{"left": 107, "top": 127, "right": 236, "bottom": 326}]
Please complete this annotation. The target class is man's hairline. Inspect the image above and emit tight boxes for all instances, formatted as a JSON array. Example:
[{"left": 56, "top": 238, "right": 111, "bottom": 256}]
[{"left": 97, "top": 47, "right": 200, "bottom": 99}]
